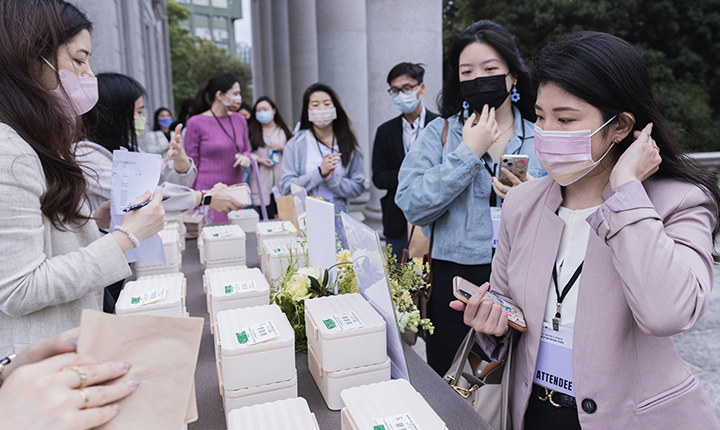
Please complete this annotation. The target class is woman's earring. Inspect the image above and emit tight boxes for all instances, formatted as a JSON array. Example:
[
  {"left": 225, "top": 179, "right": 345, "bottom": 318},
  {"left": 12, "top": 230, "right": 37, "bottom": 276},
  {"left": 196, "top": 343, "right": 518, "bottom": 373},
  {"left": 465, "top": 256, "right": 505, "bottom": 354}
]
[
  {"left": 510, "top": 83, "right": 520, "bottom": 102},
  {"left": 614, "top": 136, "right": 622, "bottom": 144},
  {"left": 462, "top": 101, "right": 470, "bottom": 119}
]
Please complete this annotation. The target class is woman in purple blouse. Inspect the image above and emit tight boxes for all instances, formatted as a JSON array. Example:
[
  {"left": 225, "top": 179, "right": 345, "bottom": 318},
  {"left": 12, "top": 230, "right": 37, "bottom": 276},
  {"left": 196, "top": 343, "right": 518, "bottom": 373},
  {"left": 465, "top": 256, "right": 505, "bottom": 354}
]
[{"left": 185, "top": 73, "right": 252, "bottom": 224}]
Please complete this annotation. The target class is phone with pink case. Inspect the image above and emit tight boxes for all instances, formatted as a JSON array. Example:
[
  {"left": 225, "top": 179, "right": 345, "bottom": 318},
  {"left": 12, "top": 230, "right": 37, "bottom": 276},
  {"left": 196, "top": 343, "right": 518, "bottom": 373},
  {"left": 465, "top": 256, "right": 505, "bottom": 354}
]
[{"left": 452, "top": 276, "right": 527, "bottom": 332}]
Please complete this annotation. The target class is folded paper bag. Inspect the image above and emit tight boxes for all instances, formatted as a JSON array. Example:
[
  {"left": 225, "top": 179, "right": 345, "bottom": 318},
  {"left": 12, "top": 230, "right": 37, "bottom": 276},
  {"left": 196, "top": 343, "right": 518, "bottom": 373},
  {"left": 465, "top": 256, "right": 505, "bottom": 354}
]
[{"left": 77, "top": 309, "right": 204, "bottom": 430}]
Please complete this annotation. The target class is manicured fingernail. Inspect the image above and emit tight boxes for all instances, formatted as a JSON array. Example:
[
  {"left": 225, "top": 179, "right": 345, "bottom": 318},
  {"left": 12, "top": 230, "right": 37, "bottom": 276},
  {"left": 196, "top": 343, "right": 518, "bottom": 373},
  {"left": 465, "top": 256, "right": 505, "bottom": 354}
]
[
  {"left": 112, "top": 404, "right": 123, "bottom": 411},
  {"left": 66, "top": 338, "right": 78, "bottom": 348},
  {"left": 501, "top": 167, "right": 507, "bottom": 172},
  {"left": 491, "top": 107, "right": 495, "bottom": 111},
  {"left": 492, "top": 176, "right": 496, "bottom": 181},
  {"left": 125, "top": 379, "right": 140, "bottom": 387},
  {"left": 119, "top": 362, "right": 132, "bottom": 370}
]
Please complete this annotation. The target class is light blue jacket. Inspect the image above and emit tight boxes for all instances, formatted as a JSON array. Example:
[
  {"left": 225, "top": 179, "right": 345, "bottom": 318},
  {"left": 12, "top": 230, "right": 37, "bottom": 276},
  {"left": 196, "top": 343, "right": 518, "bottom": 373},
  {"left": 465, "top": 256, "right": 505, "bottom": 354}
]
[
  {"left": 395, "top": 107, "right": 545, "bottom": 265},
  {"left": 280, "top": 129, "right": 366, "bottom": 240}
]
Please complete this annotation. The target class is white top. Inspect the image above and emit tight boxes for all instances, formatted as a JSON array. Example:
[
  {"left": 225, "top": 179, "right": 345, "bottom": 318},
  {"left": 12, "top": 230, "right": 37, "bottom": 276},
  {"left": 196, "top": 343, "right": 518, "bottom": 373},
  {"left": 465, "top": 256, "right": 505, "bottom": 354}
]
[
  {"left": 543, "top": 205, "right": 600, "bottom": 326},
  {"left": 304, "top": 130, "right": 346, "bottom": 201},
  {"left": 402, "top": 106, "right": 427, "bottom": 154}
]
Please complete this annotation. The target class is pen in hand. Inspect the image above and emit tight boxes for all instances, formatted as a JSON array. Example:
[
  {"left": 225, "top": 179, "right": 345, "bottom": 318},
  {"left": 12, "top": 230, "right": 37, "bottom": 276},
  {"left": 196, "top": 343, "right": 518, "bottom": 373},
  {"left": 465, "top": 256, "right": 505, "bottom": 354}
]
[{"left": 122, "top": 195, "right": 170, "bottom": 213}]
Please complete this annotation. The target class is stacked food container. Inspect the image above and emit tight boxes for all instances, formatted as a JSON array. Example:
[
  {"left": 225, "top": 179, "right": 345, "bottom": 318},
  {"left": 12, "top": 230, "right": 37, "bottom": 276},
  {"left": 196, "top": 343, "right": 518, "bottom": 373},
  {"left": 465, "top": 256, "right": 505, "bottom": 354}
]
[
  {"left": 227, "top": 397, "right": 320, "bottom": 430},
  {"left": 198, "top": 224, "right": 247, "bottom": 268},
  {"left": 259, "top": 237, "right": 308, "bottom": 284},
  {"left": 304, "top": 293, "right": 391, "bottom": 410},
  {"left": 115, "top": 273, "right": 187, "bottom": 318},
  {"left": 214, "top": 304, "right": 297, "bottom": 421},
  {"left": 134, "top": 227, "right": 183, "bottom": 277},
  {"left": 203, "top": 266, "right": 270, "bottom": 334},
  {"left": 228, "top": 209, "right": 260, "bottom": 234}
]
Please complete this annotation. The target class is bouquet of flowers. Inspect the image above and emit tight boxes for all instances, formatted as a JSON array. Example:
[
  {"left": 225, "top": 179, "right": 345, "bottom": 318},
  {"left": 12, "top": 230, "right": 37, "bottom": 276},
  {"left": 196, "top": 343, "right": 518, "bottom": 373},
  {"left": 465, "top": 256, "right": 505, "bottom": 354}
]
[
  {"left": 385, "top": 246, "right": 434, "bottom": 339},
  {"left": 271, "top": 247, "right": 356, "bottom": 352}
]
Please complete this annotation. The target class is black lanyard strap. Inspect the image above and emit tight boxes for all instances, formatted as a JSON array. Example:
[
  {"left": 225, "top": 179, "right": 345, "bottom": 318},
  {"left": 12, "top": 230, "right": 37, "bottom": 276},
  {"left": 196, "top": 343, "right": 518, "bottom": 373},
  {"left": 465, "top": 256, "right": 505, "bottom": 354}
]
[
  {"left": 311, "top": 129, "right": 336, "bottom": 159},
  {"left": 210, "top": 110, "right": 240, "bottom": 152},
  {"left": 551, "top": 261, "right": 584, "bottom": 330}
]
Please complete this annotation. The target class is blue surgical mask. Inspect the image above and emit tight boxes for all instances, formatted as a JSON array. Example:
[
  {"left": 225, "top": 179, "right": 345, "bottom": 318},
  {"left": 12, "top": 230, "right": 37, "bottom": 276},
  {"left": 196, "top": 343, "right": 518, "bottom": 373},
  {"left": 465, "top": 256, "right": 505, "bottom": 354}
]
[
  {"left": 158, "top": 118, "right": 174, "bottom": 128},
  {"left": 256, "top": 110, "right": 274, "bottom": 124},
  {"left": 392, "top": 90, "right": 421, "bottom": 114}
]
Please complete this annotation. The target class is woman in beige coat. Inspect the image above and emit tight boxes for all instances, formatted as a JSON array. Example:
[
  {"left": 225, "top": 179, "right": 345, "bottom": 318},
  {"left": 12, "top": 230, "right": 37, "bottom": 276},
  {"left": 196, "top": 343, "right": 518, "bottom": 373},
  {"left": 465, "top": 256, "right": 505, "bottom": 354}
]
[
  {"left": 453, "top": 32, "right": 720, "bottom": 429},
  {"left": 0, "top": 0, "right": 165, "bottom": 357}
]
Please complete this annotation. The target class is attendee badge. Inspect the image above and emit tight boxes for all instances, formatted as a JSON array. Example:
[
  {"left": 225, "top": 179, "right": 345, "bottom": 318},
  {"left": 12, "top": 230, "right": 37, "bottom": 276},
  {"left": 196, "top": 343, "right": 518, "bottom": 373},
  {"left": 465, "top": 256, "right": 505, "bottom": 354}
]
[
  {"left": 533, "top": 322, "right": 575, "bottom": 397},
  {"left": 490, "top": 207, "right": 502, "bottom": 249}
]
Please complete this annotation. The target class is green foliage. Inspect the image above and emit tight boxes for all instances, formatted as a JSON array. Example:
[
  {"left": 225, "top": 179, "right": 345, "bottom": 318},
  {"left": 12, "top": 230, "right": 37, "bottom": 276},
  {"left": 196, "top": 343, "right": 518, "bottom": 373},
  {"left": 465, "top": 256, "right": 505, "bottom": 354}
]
[
  {"left": 167, "top": 0, "right": 252, "bottom": 114},
  {"left": 443, "top": 0, "right": 720, "bottom": 151}
]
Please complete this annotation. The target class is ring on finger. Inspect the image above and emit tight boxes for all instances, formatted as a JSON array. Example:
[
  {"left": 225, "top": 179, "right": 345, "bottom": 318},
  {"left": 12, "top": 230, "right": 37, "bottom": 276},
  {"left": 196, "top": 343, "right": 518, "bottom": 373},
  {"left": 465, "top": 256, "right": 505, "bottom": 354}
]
[
  {"left": 78, "top": 388, "right": 89, "bottom": 410},
  {"left": 63, "top": 366, "right": 88, "bottom": 389}
]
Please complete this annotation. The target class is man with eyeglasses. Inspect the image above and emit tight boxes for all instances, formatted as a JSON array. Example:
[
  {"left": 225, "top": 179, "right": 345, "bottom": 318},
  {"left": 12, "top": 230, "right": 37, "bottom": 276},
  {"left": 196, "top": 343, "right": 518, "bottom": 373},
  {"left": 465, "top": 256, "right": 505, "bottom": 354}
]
[{"left": 372, "top": 62, "right": 439, "bottom": 257}]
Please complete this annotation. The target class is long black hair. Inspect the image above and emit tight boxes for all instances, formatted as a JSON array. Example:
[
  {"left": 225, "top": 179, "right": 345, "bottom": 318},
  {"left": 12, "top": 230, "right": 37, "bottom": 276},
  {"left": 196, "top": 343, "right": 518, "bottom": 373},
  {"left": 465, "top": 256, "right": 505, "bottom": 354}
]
[
  {"left": 82, "top": 72, "right": 145, "bottom": 152},
  {"left": 299, "top": 83, "right": 359, "bottom": 167},
  {"left": 533, "top": 31, "right": 720, "bottom": 240},
  {"left": 439, "top": 20, "right": 535, "bottom": 121},
  {"left": 189, "top": 73, "right": 238, "bottom": 117},
  {"left": 0, "top": 0, "right": 92, "bottom": 229},
  {"left": 248, "top": 96, "right": 293, "bottom": 151}
]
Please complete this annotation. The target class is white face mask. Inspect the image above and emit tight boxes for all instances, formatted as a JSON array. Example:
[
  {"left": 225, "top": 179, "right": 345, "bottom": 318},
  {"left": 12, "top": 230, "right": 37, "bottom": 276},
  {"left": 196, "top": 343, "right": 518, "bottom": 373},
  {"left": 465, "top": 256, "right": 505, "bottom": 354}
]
[{"left": 308, "top": 107, "right": 337, "bottom": 129}]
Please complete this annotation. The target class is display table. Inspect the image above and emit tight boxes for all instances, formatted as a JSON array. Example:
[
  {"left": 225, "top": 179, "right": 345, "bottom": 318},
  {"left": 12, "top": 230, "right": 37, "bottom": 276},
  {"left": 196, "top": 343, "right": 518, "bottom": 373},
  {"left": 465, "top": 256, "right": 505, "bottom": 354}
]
[{"left": 183, "top": 235, "right": 492, "bottom": 430}]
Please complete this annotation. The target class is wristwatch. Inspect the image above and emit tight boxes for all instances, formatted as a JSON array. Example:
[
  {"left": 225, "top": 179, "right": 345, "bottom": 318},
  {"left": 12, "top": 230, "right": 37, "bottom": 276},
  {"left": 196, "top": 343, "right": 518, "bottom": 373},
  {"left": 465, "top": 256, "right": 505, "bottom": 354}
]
[{"left": 201, "top": 190, "right": 212, "bottom": 206}]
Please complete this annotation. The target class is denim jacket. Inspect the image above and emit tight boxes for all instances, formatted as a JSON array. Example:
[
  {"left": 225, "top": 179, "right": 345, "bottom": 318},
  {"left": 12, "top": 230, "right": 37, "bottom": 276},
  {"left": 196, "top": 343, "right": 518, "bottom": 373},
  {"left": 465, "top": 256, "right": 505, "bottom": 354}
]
[
  {"left": 395, "top": 107, "right": 545, "bottom": 265},
  {"left": 280, "top": 129, "right": 365, "bottom": 240}
]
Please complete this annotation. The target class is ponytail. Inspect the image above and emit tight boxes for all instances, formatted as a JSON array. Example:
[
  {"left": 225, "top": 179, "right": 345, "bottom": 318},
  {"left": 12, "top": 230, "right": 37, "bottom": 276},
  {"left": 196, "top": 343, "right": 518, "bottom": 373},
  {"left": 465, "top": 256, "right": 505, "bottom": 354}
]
[{"left": 188, "top": 73, "right": 239, "bottom": 117}]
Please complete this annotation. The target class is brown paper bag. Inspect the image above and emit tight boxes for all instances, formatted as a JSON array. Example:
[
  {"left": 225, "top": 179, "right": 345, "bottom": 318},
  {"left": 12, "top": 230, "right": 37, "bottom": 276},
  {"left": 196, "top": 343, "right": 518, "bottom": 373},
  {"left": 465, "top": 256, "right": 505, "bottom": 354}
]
[
  {"left": 407, "top": 221, "right": 429, "bottom": 260},
  {"left": 276, "top": 195, "right": 299, "bottom": 231},
  {"left": 77, "top": 310, "right": 204, "bottom": 430}
]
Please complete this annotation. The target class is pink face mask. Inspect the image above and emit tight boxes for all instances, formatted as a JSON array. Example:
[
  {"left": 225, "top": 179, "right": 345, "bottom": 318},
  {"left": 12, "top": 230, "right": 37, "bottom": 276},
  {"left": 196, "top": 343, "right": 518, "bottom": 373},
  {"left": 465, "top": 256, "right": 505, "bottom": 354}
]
[
  {"left": 534, "top": 115, "right": 617, "bottom": 186},
  {"left": 43, "top": 57, "right": 99, "bottom": 117},
  {"left": 308, "top": 107, "right": 337, "bottom": 129}
]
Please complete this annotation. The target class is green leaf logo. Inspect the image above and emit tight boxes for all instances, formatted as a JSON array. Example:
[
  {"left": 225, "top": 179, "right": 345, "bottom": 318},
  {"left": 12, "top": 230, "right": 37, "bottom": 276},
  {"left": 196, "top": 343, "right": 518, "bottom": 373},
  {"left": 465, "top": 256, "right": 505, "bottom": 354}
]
[
  {"left": 236, "top": 331, "right": 248, "bottom": 344},
  {"left": 323, "top": 319, "right": 336, "bottom": 330}
]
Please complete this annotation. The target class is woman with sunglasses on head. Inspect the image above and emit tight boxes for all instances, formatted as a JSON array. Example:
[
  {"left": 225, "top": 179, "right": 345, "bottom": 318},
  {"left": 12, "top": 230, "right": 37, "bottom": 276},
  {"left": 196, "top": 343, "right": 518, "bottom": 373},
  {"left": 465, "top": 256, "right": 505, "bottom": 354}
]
[
  {"left": 395, "top": 20, "right": 545, "bottom": 376},
  {"left": 453, "top": 31, "right": 720, "bottom": 429},
  {"left": 184, "top": 73, "right": 251, "bottom": 224},
  {"left": 247, "top": 96, "right": 293, "bottom": 219},
  {"left": 280, "top": 83, "right": 365, "bottom": 245}
]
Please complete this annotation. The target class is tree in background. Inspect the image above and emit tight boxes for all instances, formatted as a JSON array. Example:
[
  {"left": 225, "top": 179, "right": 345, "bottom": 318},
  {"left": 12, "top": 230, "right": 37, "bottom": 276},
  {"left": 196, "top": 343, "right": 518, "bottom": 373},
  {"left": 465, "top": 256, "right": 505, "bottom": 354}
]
[
  {"left": 167, "top": 0, "right": 252, "bottom": 115},
  {"left": 443, "top": 0, "right": 720, "bottom": 151}
]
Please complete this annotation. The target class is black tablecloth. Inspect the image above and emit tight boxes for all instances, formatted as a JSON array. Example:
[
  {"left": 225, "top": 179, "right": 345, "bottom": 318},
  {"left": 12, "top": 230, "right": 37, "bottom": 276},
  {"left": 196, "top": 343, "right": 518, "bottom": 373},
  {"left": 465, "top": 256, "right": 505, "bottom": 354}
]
[{"left": 183, "top": 234, "right": 492, "bottom": 430}]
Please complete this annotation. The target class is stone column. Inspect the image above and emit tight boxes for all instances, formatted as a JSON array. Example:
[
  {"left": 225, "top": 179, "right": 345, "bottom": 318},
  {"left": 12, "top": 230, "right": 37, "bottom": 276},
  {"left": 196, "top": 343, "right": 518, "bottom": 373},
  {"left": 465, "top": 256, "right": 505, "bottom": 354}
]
[
  {"left": 258, "top": 0, "right": 276, "bottom": 100},
  {"left": 363, "top": 0, "right": 444, "bottom": 233},
  {"left": 72, "top": 0, "right": 123, "bottom": 73},
  {"left": 316, "top": 0, "right": 370, "bottom": 216},
  {"left": 287, "top": 0, "right": 319, "bottom": 125},
  {"left": 271, "top": 0, "right": 294, "bottom": 121},
  {"left": 250, "top": 0, "right": 264, "bottom": 100}
]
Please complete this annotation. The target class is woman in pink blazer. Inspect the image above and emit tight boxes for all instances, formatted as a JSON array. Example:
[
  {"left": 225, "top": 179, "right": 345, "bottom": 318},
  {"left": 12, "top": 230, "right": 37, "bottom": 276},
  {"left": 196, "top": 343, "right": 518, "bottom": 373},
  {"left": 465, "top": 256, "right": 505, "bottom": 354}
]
[{"left": 453, "top": 32, "right": 720, "bottom": 429}]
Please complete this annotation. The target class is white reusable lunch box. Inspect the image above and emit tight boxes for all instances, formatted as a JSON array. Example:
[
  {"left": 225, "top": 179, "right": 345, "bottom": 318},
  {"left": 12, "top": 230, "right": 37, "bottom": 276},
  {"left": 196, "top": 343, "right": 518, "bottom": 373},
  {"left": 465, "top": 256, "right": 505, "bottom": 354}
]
[
  {"left": 260, "top": 237, "right": 308, "bottom": 283},
  {"left": 305, "top": 293, "right": 387, "bottom": 372},
  {"left": 221, "top": 372, "right": 298, "bottom": 422},
  {"left": 164, "top": 216, "right": 187, "bottom": 251},
  {"left": 307, "top": 344, "right": 390, "bottom": 410},
  {"left": 228, "top": 209, "right": 260, "bottom": 234},
  {"left": 116, "top": 273, "right": 187, "bottom": 317},
  {"left": 340, "top": 379, "right": 448, "bottom": 430},
  {"left": 227, "top": 397, "right": 319, "bottom": 430},
  {"left": 255, "top": 220, "right": 297, "bottom": 249},
  {"left": 133, "top": 254, "right": 182, "bottom": 277},
  {"left": 201, "top": 224, "right": 247, "bottom": 267},
  {"left": 215, "top": 304, "right": 295, "bottom": 391},
  {"left": 204, "top": 266, "right": 270, "bottom": 328},
  {"left": 226, "top": 183, "right": 252, "bottom": 206},
  {"left": 158, "top": 228, "right": 180, "bottom": 266}
]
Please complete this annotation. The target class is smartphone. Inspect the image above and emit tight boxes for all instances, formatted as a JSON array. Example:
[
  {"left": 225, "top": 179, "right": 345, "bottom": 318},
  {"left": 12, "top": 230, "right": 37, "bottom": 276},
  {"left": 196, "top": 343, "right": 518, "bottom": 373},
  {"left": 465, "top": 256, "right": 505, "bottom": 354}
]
[
  {"left": 499, "top": 154, "right": 529, "bottom": 186},
  {"left": 452, "top": 276, "right": 527, "bottom": 332}
]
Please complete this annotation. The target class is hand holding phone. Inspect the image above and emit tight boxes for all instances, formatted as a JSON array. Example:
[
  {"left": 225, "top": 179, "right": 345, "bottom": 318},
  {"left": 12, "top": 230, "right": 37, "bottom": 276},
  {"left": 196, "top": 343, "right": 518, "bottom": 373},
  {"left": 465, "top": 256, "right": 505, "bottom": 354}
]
[
  {"left": 499, "top": 155, "right": 529, "bottom": 186},
  {"left": 453, "top": 276, "right": 527, "bottom": 332}
]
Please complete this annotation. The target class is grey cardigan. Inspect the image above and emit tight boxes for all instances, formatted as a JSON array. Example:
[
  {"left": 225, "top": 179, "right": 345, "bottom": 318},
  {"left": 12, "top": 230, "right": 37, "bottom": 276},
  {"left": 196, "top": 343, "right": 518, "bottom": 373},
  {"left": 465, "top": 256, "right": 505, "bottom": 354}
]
[
  {"left": 280, "top": 129, "right": 365, "bottom": 226},
  {"left": 0, "top": 124, "right": 131, "bottom": 355}
]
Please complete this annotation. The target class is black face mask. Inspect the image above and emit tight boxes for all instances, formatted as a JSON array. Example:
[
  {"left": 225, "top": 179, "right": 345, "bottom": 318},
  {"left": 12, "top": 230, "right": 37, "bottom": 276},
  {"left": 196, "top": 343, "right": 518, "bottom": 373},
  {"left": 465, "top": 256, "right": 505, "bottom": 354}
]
[{"left": 459, "top": 73, "right": 510, "bottom": 113}]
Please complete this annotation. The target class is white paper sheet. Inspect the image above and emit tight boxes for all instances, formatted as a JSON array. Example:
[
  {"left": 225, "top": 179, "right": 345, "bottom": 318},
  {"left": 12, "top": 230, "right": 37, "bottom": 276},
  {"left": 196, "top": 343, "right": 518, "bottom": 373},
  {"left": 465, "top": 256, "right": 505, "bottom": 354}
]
[
  {"left": 306, "top": 197, "right": 336, "bottom": 287},
  {"left": 110, "top": 150, "right": 165, "bottom": 264}
]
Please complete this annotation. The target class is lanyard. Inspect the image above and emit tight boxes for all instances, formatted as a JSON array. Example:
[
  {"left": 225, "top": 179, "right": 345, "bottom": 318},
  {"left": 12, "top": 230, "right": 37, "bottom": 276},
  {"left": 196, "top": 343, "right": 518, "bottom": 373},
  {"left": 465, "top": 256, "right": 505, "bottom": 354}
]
[
  {"left": 551, "top": 261, "right": 584, "bottom": 331},
  {"left": 312, "top": 129, "right": 336, "bottom": 158},
  {"left": 210, "top": 110, "right": 240, "bottom": 152}
]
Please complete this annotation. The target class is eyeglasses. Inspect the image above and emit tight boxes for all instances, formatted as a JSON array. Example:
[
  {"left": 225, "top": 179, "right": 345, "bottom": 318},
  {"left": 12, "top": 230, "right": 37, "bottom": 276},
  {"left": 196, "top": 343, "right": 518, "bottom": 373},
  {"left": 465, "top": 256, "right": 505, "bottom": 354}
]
[{"left": 387, "top": 83, "right": 420, "bottom": 96}]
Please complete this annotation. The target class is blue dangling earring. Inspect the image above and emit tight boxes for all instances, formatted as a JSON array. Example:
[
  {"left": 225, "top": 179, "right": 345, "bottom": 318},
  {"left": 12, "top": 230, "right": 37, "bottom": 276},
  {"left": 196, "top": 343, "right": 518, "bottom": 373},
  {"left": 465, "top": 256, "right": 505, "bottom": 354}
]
[
  {"left": 462, "top": 101, "right": 470, "bottom": 119},
  {"left": 510, "top": 83, "right": 520, "bottom": 102}
]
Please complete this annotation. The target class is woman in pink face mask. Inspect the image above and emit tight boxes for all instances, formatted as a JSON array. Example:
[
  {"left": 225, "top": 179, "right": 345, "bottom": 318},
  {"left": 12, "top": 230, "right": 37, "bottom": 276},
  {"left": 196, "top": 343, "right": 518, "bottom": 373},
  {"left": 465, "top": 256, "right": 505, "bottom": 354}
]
[
  {"left": 279, "top": 83, "right": 365, "bottom": 247},
  {"left": 452, "top": 32, "right": 720, "bottom": 430}
]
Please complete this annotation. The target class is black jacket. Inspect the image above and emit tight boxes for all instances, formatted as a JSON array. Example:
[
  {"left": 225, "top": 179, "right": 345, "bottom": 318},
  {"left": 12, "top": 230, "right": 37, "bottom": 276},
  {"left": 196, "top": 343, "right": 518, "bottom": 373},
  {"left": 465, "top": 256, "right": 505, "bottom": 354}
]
[{"left": 371, "top": 109, "right": 439, "bottom": 239}]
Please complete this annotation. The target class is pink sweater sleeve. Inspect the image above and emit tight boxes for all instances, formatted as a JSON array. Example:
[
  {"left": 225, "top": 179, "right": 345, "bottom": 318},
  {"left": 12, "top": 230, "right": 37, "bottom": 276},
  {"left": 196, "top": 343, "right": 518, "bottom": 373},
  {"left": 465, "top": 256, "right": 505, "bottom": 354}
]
[{"left": 184, "top": 118, "right": 201, "bottom": 170}]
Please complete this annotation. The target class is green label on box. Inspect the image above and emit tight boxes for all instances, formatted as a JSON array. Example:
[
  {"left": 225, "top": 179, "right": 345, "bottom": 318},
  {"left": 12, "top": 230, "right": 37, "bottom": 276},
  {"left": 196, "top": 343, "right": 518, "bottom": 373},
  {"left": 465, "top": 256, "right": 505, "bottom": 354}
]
[
  {"left": 131, "top": 297, "right": 140, "bottom": 304},
  {"left": 225, "top": 285, "right": 233, "bottom": 294},
  {"left": 213, "top": 233, "right": 219, "bottom": 237},
  {"left": 236, "top": 331, "right": 248, "bottom": 344},
  {"left": 373, "top": 426, "right": 385, "bottom": 430},
  {"left": 323, "top": 319, "right": 336, "bottom": 330}
]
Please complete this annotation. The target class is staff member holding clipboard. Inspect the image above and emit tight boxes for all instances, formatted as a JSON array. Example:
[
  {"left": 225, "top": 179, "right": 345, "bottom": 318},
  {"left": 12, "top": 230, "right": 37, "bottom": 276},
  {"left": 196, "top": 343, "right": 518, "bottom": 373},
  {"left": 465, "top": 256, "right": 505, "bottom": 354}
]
[
  {"left": 184, "top": 73, "right": 252, "bottom": 224},
  {"left": 395, "top": 20, "right": 544, "bottom": 376}
]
